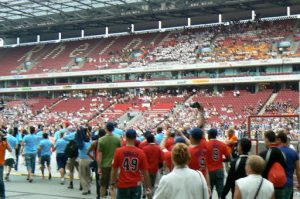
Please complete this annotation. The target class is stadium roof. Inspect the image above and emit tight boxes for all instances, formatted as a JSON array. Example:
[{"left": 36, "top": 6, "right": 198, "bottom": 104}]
[{"left": 0, "top": 0, "right": 299, "bottom": 37}]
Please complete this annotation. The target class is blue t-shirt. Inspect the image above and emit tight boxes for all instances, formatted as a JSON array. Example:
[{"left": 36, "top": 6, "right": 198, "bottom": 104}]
[
  {"left": 155, "top": 133, "right": 165, "bottom": 145},
  {"left": 39, "top": 139, "right": 53, "bottom": 156},
  {"left": 63, "top": 131, "right": 76, "bottom": 141},
  {"left": 23, "top": 134, "right": 38, "bottom": 154},
  {"left": 55, "top": 128, "right": 67, "bottom": 141},
  {"left": 55, "top": 138, "right": 68, "bottom": 154},
  {"left": 36, "top": 131, "right": 44, "bottom": 143},
  {"left": 7, "top": 135, "right": 17, "bottom": 149},
  {"left": 79, "top": 141, "right": 92, "bottom": 160},
  {"left": 15, "top": 132, "right": 22, "bottom": 145},
  {"left": 113, "top": 128, "right": 124, "bottom": 138},
  {"left": 279, "top": 146, "right": 299, "bottom": 187}
]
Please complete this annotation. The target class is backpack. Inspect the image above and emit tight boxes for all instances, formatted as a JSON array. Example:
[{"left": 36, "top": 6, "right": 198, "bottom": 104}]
[
  {"left": 64, "top": 140, "right": 79, "bottom": 158},
  {"left": 265, "top": 149, "right": 287, "bottom": 188}
]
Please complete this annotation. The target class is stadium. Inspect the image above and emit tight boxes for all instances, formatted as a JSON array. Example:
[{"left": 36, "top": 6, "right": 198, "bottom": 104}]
[{"left": 0, "top": 0, "right": 299, "bottom": 199}]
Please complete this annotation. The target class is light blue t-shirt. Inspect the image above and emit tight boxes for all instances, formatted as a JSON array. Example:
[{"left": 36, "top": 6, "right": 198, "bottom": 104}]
[
  {"left": 63, "top": 131, "right": 76, "bottom": 141},
  {"left": 113, "top": 128, "right": 124, "bottom": 138},
  {"left": 7, "top": 134, "right": 17, "bottom": 149},
  {"left": 23, "top": 134, "right": 38, "bottom": 154},
  {"left": 155, "top": 133, "right": 165, "bottom": 145},
  {"left": 39, "top": 139, "right": 53, "bottom": 156},
  {"left": 55, "top": 128, "right": 67, "bottom": 141},
  {"left": 36, "top": 131, "right": 44, "bottom": 143},
  {"left": 15, "top": 132, "right": 22, "bottom": 145},
  {"left": 55, "top": 138, "right": 68, "bottom": 154},
  {"left": 79, "top": 141, "right": 92, "bottom": 160}
]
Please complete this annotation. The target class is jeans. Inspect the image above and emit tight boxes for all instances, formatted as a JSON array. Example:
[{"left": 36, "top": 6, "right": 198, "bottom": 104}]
[
  {"left": 117, "top": 186, "right": 142, "bottom": 199},
  {"left": 24, "top": 153, "right": 36, "bottom": 172},
  {"left": 209, "top": 169, "right": 224, "bottom": 198},
  {"left": 0, "top": 165, "right": 5, "bottom": 199}
]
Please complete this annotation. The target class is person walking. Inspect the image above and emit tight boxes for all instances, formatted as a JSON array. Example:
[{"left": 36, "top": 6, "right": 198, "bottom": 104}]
[
  {"left": 4, "top": 130, "right": 17, "bottom": 181},
  {"left": 276, "top": 131, "right": 300, "bottom": 199},
  {"left": 0, "top": 122, "right": 12, "bottom": 199},
  {"left": 154, "top": 143, "right": 209, "bottom": 199},
  {"left": 234, "top": 155, "right": 275, "bottom": 199},
  {"left": 54, "top": 132, "right": 68, "bottom": 185},
  {"left": 21, "top": 126, "right": 38, "bottom": 183},
  {"left": 206, "top": 128, "right": 230, "bottom": 198},
  {"left": 97, "top": 122, "right": 121, "bottom": 197},
  {"left": 222, "top": 138, "right": 251, "bottom": 199},
  {"left": 38, "top": 133, "right": 54, "bottom": 180},
  {"left": 111, "top": 129, "right": 152, "bottom": 199}
]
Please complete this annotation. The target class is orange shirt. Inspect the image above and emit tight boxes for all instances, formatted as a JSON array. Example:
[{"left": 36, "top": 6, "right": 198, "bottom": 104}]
[
  {"left": 226, "top": 135, "right": 238, "bottom": 154},
  {"left": 138, "top": 140, "right": 148, "bottom": 149},
  {"left": 0, "top": 141, "right": 8, "bottom": 165},
  {"left": 112, "top": 146, "right": 148, "bottom": 188},
  {"left": 163, "top": 150, "right": 173, "bottom": 171},
  {"left": 206, "top": 139, "right": 230, "bottom": 172}
]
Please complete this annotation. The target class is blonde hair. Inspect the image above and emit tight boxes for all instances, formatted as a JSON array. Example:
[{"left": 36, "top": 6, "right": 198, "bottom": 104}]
[
  {"left": 172, "top": 143, "right": 191, "bottom": 167},
  {"left": 246, "top": 155, "right": 265, "bottom": 175}
]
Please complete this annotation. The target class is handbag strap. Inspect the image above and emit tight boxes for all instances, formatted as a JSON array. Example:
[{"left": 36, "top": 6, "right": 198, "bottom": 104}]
[{"left": 254, "top": 177, "right": 264, "bottom": 199}]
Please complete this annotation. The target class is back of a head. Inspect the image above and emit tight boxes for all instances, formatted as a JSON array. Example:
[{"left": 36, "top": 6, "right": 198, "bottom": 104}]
[
  {"left": 157, "top": 127, "right": 163, "bottom": 134},
  {"left": 106, "top": 122, "right": 115, "bottom": 132},
  {"left": 246, "top": 155, "right": 265, "bottom": 175},
  {"left": 126, "top": 129, "right": 137, "bottom": 140},
  {"left": 276, "top": 131, "right": 288, "bottom": 144},
  {"left": 172, "top": 143, "right": 191, "bottom": 167},
  {"left": 29, "top": 126, "right": 35, "bottom": 134},
  {"left": 146, "top": 134, "right": 155, "bottom": 143},
  {"left": 208, "top": 128, "right": 218, "bottom": 139},
  {"left": 239, "top": 138, "right": 252, "bottom": 154},
  {"left": 190, "top": 128, "right": 203, "bottom": 142},
  {"left": 264, "top": 130, "right": 276, "bottom": 143},
  {"left": 43, "top": 133, "right": 48, "bottom": 139}
]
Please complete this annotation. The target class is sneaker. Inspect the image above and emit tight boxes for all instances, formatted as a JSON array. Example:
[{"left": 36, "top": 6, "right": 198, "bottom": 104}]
[
  {"left": 67, "top": 183, "right": 73, "bottom": 189},
  {"left": 48, "top": 173, "right": 52, "bottom": 180},
  {"left": 60, "top": 178, "right": 65, "bottom": 185}
]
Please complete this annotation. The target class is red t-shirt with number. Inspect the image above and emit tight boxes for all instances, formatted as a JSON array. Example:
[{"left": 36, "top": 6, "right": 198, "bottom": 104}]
[
  {"left": 188, "top": 139, "right": 208, "bottom": 175},
  {"left": 112, "top": 146, "right": 149, "bottom": 188},
  {"left": 206, "top": 139, "right": 230, "bottom": 172}
]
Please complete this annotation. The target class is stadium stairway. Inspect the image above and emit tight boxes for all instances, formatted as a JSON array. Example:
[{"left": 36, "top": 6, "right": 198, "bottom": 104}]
[{"left": 258, "top": 92, "right": 278, "bottom": 115}]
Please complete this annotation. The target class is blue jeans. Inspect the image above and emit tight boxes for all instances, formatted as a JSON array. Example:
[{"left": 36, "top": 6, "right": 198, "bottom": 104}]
[
  {"left": 25, "top": 153, "right": 36, "bottom": 172},
  {"left": 0, "top": 165, "right": 5, "bottom": 198},
  {"left": 117, "top": 186, "right": 142, "bottom": 199}
]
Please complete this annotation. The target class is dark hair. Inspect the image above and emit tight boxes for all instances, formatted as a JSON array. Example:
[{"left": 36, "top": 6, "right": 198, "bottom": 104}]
[
  {"left": 146, "top": 134, "right": 155, "bottom": 143},
  {"left": 157, "top": 127, "right": 163, "bottom": 133},
  {"left": 29, "top": 126, "right": 35, "bottom": 134},
  {"left": 98, "top": 129, "right": 106, "bottom": 138},
  {"left": 264, "top": 130, "right": 276, "bottom": 143},
  {"left": 239, "top": 138, "right": 252, "bottom": 154},
  {"left": 43, "top": 133, "right": 48, "bottom": 139},
  {"left": 276, "top": 132, "right": 288, "bottom": 144},
  {"left": 13, "top": 127, "right": 18, "bottom": 137}
]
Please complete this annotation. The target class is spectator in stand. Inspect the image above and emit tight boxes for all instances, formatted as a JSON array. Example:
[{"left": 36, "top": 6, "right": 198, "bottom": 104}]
[
  {"left": 21, "top": 126, "right": 38, "bottom": 183},
  {"left": 38, "top": 133, "right": 54, "bottom": 180},
  {"left": 54, "top": 132, "right": 68, "bottom": 185},
  {"left": 276, "top": 132, "right": 300, "bottom": 199},
  {"left": 4, "top": 129, "right": 17, "bottom": 182},
  {"left": 142, "top": 134, "right": 164, "bottom": 189},
  {"left": 259, "top": 130, "right": 287, "bottom": 199},
  {"left": 154, "top": 143, "right": 209, "bottom": 199},
  {"left": 111, "top": 129, "right": 152, "bottom": 199},
  {"left": 97, "top": 122, "right": 121, "bottom": 197},
  {"left": 222, "top": 138, "right": 251, "bottom": 199},
  {"left": 234, "top": 155, "right": 275, "bottom": 199},
  {"left": 155, "top": 127, "right": 164, "bottom": 145},
  {"left": 206, "top": 128, "right": 230, "bottom": 198}
]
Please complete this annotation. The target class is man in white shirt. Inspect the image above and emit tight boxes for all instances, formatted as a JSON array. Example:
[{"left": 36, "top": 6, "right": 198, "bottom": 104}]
[{"left": 234, "top": 155, "right": 275, "bottom": 199}]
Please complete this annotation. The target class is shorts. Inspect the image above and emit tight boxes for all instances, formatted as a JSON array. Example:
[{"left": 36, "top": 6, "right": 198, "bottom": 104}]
[
  {"left": 25, "top": 153, "right": 36, "bottom": 171},
  {"left": 41, "top": 155, "right": 51, "bottom": 166},
  {"left": 101, "top": 167, "right": 112, "bottom": 188},
  {"left": 56, "top": 153, "right": 68, "bottom": 170},
  {"left": 4, "top": 159, "right": 15, "bottom": 167}
]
